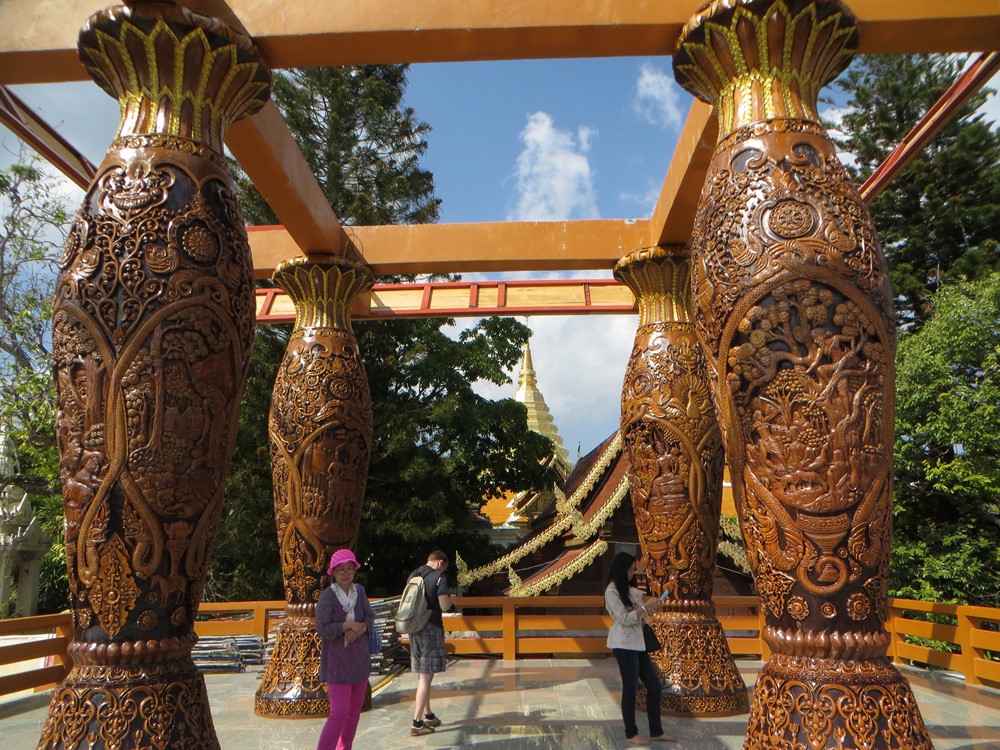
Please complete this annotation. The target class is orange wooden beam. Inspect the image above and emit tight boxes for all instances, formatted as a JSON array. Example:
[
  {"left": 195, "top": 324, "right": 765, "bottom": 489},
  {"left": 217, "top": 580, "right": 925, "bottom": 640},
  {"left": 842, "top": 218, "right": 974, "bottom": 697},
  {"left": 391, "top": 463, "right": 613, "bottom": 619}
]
[
  {"left": 188, "top": 0, "right": 357, "bottom": 260},
  {"left": 0, "top": 85, "right": 96, "bottom": 189},
  {"left": 227, "top": 102, "right": 357, "bottom": 260},
  {"left": 256, "top": 278, "right": 637, "bottom": 322},
  {"left": 2, "top": 1, "right": 999, "bottom": 85},
  {"left": 648, "top": 100, "right": 717, "bottom": 247},
  {"left": 853, "top": 2, "right": 1000, "bottom": 56},
  {"left": 248, "top": 220, "right": 650, "bottom": 279}
]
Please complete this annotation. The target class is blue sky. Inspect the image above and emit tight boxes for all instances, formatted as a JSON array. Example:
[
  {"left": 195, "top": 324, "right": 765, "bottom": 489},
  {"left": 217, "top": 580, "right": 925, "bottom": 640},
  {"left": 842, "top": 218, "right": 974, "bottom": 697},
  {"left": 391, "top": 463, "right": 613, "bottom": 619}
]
[
  {"left": 405, "top": 57, "right": 684, "bottom": 224},
  {"left": 3, "top": 55, "right": 999, "bottom": 463},
  {"left": 403, "top": 57, "right": 690, "bottom": 458}
]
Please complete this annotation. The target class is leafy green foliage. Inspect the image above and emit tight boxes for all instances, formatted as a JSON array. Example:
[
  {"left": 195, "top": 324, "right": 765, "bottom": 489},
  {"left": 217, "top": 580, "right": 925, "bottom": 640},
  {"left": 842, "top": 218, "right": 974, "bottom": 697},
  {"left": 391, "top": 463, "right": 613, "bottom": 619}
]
[
  {"left": 0, "top": 151, "right": 67, "bottom": 461},
  {"left": 219, "top": 65, "right": 556, "bottom": 598},
  {"left": 34, "top": 492, "right": 71, "bottom": 614},
  {"left": 0, "top": 152, "right": 67, "bottom": 614},
  {"left": 232, "top": 66, "right": 440, "bottom": 227},
  {"left": 890, "top": 272, "right": 1000, "bottom": 606},
  {"left": 207, "top": 324, "right": 289, "bottom": 602},
  {"left": 356, "top": 316, "right": 555, "bottom": 594},
  {"left": 828, "top": 54, "right": 1000, "bottom": 327}
]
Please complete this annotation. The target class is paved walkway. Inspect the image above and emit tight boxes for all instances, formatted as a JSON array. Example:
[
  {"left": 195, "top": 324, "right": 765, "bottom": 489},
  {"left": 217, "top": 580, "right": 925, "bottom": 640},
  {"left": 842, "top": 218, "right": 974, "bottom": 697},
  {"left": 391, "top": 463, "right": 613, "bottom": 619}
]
[{"left": 4, "top": 658, "right": 1000, "bottom": 749}]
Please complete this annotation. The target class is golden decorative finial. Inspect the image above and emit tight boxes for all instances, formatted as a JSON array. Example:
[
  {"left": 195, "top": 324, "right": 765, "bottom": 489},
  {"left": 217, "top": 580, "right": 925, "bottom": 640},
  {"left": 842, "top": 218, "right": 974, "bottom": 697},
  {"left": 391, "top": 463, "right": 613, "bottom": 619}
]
[{"left": 513, "top": 339, "right": 571, "bottom": 468}]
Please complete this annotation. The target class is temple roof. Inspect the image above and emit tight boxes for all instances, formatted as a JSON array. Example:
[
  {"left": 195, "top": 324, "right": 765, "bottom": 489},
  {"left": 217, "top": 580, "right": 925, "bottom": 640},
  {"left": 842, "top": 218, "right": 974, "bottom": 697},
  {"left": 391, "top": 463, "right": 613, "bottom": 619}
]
[
  {"left": 507, "top": 538, "right": 609, "bottom": 597},
  {"left": 460, "top": 428, "right": 741, "bottom": 595},
  {"left": 460, "top": 431, "right": 625, "bottom": 589},
  {"left": 477, "top": 341, "right": 574, "bottom": 529}
]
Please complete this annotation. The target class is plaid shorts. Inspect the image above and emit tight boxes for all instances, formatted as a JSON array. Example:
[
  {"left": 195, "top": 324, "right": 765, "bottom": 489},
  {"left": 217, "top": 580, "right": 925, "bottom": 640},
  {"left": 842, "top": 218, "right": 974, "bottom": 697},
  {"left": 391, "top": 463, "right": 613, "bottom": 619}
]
[{"left": 409, "top": 622, "right": 446, "bottom": 674}]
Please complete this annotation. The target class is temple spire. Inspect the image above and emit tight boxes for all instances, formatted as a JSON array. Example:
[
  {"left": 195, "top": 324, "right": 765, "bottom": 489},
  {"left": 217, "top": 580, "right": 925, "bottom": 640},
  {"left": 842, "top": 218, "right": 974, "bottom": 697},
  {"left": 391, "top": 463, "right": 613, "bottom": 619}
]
[{"left": 514, "top": 340, "right": 571, "bottom": 469}]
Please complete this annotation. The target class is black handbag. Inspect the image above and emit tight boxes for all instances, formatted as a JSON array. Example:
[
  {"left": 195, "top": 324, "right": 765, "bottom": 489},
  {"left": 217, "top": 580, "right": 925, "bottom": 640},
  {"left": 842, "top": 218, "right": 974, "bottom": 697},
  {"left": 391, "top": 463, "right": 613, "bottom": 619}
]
[{"left": 642, "top": 622, "right": 661, "bottom": 653}]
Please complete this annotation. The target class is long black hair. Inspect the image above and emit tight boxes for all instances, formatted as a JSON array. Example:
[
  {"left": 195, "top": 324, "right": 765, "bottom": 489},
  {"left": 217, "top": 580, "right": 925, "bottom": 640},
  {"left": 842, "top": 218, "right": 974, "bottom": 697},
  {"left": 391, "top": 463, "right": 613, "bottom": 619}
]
[{"left": 608, "top": 551, "right": 636, "bottom": 610}]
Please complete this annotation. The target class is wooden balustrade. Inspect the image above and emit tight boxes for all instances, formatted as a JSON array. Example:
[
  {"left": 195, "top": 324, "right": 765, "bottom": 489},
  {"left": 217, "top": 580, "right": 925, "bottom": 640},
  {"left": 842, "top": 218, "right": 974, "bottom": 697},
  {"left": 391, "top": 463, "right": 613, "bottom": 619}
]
[
  {"left": 889, "top": 598, "right": 1000, "bottom": 686},
  {"left": 1, "top": 596, "right": 997, "bottom": 701}
]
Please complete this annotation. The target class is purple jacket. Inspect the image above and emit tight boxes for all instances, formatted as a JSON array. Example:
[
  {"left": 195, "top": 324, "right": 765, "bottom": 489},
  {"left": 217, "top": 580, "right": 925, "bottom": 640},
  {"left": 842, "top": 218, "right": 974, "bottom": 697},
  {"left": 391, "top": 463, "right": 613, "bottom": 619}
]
[{"left": 316, "top": 583, "right": 376, "bottom": 684}]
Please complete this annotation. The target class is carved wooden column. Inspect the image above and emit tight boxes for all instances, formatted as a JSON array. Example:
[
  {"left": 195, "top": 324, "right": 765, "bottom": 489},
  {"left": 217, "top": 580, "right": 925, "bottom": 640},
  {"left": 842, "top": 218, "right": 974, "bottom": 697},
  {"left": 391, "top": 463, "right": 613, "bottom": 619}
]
[
  {"left": 255, "top": 255, "right": 374, "bottom": 716},
  {"left": 41, "top": 3, "right": 270, "bottom": 748},
  {"left": 616, "top": 246, "right": 748, "bottom": 715},
  {"left": 674, "top": 1, "right": 932, "bottom": 747}
]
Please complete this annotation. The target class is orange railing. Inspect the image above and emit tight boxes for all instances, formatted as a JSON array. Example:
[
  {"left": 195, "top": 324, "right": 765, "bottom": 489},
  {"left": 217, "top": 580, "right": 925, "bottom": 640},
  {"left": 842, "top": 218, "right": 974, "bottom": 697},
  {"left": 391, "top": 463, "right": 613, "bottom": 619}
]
[
  {"left": 0, "top": 612, "right": 72, "bottom": 699},
  {"left": 1, "top": 596, "right": 998, "bottom": 701},
  {"left": 888, "top": 598, "right": 1000, "bottom": 687},
  {"left": 438, "top": 595, "right": 765, "bottom": 661}
]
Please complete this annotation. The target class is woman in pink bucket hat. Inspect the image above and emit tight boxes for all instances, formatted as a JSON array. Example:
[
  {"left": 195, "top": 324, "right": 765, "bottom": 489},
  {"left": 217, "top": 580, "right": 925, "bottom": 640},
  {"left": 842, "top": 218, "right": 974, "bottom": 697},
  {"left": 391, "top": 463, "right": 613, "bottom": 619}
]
[{"left": 315, "top": 549, "right": 377, "bottom": 749}]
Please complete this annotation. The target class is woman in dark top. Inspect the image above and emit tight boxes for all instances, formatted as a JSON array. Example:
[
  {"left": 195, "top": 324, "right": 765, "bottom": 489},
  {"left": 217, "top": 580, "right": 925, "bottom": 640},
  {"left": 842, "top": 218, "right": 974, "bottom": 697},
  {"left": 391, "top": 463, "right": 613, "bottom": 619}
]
[{"left": 315, "top": 549, "right": 376, "bottom": 750}]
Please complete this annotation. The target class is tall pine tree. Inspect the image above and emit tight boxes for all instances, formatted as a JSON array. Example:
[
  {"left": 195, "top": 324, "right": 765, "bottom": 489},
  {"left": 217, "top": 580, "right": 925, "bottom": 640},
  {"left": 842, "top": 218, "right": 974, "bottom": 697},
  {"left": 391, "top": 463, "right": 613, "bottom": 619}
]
[
  {"left": 828, "top": 54, "right": 1000, "bottom": 328},
  {"left": 218, "top": 66, "right": 555, "bottom": 597}
]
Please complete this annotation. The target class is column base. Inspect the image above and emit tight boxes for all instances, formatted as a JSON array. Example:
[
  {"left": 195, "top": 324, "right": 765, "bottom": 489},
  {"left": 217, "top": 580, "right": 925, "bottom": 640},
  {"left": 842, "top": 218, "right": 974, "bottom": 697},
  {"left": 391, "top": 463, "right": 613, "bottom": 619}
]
[
  {"left": 254, "top": 617, "right": 327, "bottom": 717},
  {"left": 638, "top": 610, "right": 750, "bottom": 715},
  {"left": 745, "top": 654, "right": 933, "bottom": 749},
  {"left": 37, "top": 658, "right": 218, "bottom": 749}
]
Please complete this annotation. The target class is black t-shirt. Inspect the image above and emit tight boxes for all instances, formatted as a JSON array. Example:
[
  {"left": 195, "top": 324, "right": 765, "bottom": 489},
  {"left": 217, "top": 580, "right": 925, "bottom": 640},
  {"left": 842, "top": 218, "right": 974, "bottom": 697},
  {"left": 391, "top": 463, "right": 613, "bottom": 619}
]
[{"left": 409, "top": 564, "right": 450, "bottom": 628}]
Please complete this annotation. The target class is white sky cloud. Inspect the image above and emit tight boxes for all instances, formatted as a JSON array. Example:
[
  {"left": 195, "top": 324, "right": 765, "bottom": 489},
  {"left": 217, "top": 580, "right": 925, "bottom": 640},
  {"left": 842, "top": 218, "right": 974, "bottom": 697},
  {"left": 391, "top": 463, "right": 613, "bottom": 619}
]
[
  {"left": 619, "top": 178, "right": 661, "bottom": 216},
  {"left": 508, "top": 111, "right": 598, "bottom": 221},
  {"left": 525, "top": 314, "right": 635, "bottom": 456},
  {"left": 976, "top": 77, "right": 1000, "bottom": 128},
  {"left": 820, "top": 104, "right": 859, "bottom": 169},
  {"left": 634, "top": 63, "right": 685, "bottom": 130}
]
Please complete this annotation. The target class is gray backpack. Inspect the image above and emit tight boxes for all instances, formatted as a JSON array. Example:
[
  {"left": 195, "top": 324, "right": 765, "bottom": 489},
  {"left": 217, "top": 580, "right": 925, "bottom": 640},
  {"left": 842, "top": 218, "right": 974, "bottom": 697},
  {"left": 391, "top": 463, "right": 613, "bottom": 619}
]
[{"left": 394, "top": 573, "right": 432, "bottom": 634}]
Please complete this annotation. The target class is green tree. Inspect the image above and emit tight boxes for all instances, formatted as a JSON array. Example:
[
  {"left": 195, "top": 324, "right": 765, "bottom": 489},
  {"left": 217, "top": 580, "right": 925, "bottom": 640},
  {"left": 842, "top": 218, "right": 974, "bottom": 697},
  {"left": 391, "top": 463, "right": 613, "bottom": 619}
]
[
  {"left": 891, "top": 272, "right": 1000, "bottom": 606},
  {"left": 0, "top": 151, "right": 69, "bottom": 613},
  {"left": 222, "top": 65, "right": 555, "bottom": 597},
  {"left": 829, "top": 54, "right": 1000, "bottom": 327},
  {"left": 235, "top": 66, "right": 439, "bottom": 226},
  {"left": 204, "top": 323, "right": 289, "bottom": 602},
  {"left": 0, "top": 152, "right": 66, "bottom": 472}
]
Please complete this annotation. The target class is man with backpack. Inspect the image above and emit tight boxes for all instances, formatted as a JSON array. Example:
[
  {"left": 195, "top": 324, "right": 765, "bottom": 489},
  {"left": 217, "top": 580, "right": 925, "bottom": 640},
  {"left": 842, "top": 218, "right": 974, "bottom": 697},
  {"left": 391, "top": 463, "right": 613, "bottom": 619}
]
[{"left": 398, "top": 550, "right": 455, "bottom": 736}]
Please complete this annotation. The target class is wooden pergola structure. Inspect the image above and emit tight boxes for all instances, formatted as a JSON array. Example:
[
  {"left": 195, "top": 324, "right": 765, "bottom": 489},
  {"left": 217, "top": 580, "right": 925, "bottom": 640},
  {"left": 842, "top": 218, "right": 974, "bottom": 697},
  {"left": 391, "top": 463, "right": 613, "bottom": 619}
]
[
  {"left": 2, "top": 2, "right": 999, "bottom": 749},
  {"left": 2, "top": 2, "right": 998, "bottom": 314}
]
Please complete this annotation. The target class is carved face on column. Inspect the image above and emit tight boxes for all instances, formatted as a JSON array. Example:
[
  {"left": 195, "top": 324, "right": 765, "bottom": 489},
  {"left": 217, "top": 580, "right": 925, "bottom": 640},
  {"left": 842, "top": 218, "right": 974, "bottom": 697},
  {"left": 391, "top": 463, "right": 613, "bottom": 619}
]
[{"left": 616, "top": 247, "right": 726, "bottom": 601}]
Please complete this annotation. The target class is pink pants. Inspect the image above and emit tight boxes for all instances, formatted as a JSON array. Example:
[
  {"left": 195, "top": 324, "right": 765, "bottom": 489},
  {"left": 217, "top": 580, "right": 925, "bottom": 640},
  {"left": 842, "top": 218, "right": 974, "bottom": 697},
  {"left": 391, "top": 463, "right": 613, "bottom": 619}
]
[{"left": 317, "top": 680, "right": 367, "bottom": 750}]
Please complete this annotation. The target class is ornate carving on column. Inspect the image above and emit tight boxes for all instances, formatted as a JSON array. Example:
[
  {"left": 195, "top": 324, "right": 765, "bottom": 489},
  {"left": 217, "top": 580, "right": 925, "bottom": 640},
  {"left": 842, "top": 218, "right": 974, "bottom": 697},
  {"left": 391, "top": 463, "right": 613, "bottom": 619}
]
[
  {"left": 616, "top": 246, "right": 748, "bottom": 715},
  {"left": 255, "top": 255, "right": 374, "bottom": 717},
  {"left": 674, "top": 1, "right": 932, "bottom": 747},
  {"left": 41, "top": 3, "right": 270, "bottom": 748}
]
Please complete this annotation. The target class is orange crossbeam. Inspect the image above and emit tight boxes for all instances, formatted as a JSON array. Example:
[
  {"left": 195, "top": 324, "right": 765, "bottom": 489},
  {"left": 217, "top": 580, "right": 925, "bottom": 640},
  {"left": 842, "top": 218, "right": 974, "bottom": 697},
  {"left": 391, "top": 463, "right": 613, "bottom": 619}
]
[
  {"left": 248, "top": 220, "right": 650, "bottom": 278},
  {"left": 2, "top": 1, "right": 998, "bottom": 85},
  {"left": 255, "top": 279, "right": 637, "bottom": 322},
  {"left": 0, "top": 85, "right": 96, "bottom": 189}
]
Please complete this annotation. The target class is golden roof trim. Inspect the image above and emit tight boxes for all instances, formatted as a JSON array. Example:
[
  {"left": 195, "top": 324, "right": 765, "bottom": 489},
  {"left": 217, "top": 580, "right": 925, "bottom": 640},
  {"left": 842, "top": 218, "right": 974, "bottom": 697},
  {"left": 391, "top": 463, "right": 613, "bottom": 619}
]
[
  {"left": 508, "top": 539, "right": 609, "bottom": 597},
  {"left": 458, "top": 432, "right": 622, "bottom": 585}
]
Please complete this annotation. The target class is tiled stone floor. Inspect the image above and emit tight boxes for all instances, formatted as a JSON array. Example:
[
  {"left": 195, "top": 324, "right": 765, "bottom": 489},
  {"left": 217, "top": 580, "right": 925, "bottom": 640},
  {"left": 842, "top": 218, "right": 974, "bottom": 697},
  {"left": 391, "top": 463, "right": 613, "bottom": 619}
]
[{"left": 4, "top": 658, "right": 1000, "bottom": 749}]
